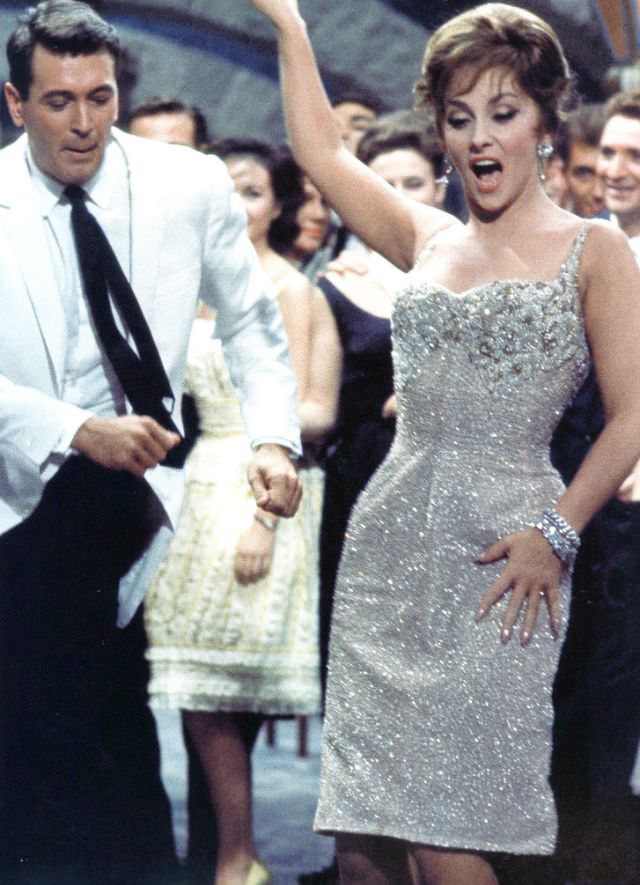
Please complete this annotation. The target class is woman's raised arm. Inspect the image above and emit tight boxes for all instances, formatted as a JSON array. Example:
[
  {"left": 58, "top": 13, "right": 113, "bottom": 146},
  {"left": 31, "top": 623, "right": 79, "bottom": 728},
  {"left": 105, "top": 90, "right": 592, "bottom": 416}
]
[{"left": 249, "top": 0, "right": 455, "bottom": 270}]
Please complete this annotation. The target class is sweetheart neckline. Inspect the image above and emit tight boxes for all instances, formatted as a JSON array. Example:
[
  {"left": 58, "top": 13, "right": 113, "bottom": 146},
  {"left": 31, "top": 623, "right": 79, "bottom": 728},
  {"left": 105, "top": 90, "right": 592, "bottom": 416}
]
[
  {"left": 408, "top": 275, "right": 567, "bottom": 300},
  {"left": 410, "top": 222, "right": 589, "bottom": 299}
]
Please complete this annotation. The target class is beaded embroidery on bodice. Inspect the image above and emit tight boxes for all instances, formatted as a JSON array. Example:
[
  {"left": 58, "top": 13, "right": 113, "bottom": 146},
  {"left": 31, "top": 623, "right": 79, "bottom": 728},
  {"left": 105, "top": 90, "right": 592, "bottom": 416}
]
[{"left": 393, "top": 225, "right": 590, "bottom": 397}]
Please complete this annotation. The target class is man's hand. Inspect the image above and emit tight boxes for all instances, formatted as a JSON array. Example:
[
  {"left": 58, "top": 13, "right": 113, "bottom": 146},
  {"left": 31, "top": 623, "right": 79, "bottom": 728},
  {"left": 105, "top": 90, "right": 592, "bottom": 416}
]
[
  {"left": 72, "top": 415, "right": 180, "bottom": 476},
  {"left": 247, "top": 443, "right": 302, "bottom": 517}
]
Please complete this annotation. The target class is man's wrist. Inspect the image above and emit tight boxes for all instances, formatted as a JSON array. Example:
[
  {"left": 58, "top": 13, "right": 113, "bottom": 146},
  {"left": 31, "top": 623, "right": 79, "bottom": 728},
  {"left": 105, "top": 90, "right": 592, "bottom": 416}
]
[{"left": 253, "top": 439, "right": 300, "bottom": 461}]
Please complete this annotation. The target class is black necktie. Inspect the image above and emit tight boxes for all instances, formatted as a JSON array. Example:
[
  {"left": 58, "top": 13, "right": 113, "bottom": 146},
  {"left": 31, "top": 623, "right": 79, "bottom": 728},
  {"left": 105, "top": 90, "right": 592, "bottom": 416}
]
[{"left": 64, "top": 184, "right": 187, "bottom": 468}]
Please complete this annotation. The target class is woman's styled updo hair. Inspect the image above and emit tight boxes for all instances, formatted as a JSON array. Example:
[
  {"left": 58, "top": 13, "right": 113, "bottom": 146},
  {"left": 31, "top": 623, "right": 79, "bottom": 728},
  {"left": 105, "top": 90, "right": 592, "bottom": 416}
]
[{"left": 415, "top": 2, "right": 574, "bottom": 136}]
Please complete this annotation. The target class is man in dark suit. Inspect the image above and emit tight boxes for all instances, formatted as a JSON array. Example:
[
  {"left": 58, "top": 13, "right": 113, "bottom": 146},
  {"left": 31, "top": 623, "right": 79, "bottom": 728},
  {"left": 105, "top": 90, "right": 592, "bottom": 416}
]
[
  {"left": 0, "top": 3, "right": 302, "bottom": 883},
  {"left": 549, "top": 90, "right": 640, "bottom": 885}
]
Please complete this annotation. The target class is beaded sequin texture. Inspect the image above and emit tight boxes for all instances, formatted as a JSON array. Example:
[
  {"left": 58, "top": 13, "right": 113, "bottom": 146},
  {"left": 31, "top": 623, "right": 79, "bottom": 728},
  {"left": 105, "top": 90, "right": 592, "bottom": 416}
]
[{"left": 314, "top": 226, "right": 591, "bottom": 854}]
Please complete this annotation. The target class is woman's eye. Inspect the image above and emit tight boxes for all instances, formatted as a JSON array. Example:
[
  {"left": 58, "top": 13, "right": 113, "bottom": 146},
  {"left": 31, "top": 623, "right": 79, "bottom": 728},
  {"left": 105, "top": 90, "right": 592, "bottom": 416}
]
[
  {"left": 447, "top": 117, "right": 468, "bottom": 129},
  {"left": 404, "top": 178, "right": 425, "bottom": 190},
  {"left": 494, "top": 110, "right": 517, "bottom": 123}
]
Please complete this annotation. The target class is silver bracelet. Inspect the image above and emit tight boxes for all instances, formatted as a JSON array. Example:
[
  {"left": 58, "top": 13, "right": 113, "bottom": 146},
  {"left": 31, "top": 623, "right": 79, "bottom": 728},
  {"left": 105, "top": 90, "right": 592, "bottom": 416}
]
[{"left": 534, "top": 508, "right": 580, "bottom": 566}]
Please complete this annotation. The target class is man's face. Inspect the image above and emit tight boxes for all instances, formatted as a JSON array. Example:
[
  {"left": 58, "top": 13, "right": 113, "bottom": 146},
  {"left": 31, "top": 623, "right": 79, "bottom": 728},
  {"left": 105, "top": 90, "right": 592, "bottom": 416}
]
[
  {"left": 129, "top": 112, "right": 197, "bottom": 147},
  {"left": 4, "top": 44, "right": 118, "bottom": 185},
  {"left": 597, "top": 113, "right": 640, "bottom": 225},
  {"left": 332, "top": 101, "right": 376, "bottom": 154},
  {"left": 566, "top": 140, "right": 605, "bottom": 218}
]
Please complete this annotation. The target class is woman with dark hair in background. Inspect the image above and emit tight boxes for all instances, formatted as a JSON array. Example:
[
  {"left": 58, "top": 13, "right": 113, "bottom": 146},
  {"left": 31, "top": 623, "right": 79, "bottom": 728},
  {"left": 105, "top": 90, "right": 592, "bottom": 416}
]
[
  {"left": 282, "top": 170, "right": 333, "bottom": 282},
  {"left": 145, "top": 139, "right": 324, "bottom": 885}
]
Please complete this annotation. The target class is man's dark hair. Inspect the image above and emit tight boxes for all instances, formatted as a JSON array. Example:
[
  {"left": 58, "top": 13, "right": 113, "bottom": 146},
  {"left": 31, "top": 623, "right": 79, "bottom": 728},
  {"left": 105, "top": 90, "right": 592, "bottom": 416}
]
[
  {"left": 331, "top": 89, "right": 386, "bottom": 117},
  {"left": 604, "top": 89, "right": 640, "bottom": 125},
  {"left": 127, "top": 97, "right": 209, "bottom": 148},
  {"left": 7, "top": 0, "right": 120, "bottom": 99},
  {"left": 206, "top": 137, "right": 306, "bottom": 254},
  {"left": 554, "top": 103, "right": 606, "bottom": 165},
  {"left": 357, "top": 108, "right": 445, "bottom": 178}
]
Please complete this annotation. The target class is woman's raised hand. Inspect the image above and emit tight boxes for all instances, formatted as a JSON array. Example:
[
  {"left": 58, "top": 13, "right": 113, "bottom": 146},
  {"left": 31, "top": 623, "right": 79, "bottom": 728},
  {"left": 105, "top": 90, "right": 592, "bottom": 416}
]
[
  {"left": 475, "top": 528, "right": 563, "bottom": 646},
  {"left": 249, "top": 0, "right": 300, "bottom": 25}
]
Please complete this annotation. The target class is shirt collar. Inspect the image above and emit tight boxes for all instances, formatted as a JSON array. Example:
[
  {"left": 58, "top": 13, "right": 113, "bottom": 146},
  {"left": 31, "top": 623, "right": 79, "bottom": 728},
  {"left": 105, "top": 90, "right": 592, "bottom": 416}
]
[{"left": 25, "top": 135, "right": 120, "bottom": 215}]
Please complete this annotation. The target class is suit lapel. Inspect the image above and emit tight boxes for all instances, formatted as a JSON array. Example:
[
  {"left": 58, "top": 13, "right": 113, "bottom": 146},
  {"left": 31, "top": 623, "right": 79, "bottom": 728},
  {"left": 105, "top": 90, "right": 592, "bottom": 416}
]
[
  {"left": 115, "top": 130, "right": 163, "bottom": 330},
  {"left": 0, "top": 137, "right": 67, "bottom": 392}
]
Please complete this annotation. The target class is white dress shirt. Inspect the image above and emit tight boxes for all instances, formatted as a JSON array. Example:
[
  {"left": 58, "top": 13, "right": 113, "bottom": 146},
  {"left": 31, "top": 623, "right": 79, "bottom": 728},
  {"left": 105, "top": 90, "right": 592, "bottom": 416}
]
[{"left": 27, "top": 140, "right": 174, "bottom": 626}]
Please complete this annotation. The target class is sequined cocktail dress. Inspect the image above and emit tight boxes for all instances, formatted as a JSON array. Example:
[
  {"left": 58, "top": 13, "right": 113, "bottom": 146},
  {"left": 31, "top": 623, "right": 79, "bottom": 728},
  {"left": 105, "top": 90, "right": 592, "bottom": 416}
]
[{"left": 314, "top": 226, "right": 591, "bottom": 854}]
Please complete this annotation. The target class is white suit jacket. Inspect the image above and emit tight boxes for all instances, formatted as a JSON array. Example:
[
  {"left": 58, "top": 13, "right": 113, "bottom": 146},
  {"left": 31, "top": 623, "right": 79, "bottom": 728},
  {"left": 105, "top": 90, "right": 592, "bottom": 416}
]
[{"left": 0, "top": 129, "right": 301, "bottom": 573}]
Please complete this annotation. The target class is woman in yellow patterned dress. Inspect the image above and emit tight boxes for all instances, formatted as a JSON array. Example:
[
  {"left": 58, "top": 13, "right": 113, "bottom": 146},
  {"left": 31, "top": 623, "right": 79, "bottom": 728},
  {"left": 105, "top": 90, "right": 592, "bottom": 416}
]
[{"left": 145, "top": 140, "right": 329, "bottom": 885}]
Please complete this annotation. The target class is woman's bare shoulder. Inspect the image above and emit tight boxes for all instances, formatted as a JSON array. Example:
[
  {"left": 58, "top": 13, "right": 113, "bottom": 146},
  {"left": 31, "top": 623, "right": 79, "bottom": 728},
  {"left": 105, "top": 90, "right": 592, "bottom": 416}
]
[
  {"left": 265, "top": 251, "right": 314, "bottom": 298},
  {"left": 579, "top": 217, "right": 636, "bottom": 278}
]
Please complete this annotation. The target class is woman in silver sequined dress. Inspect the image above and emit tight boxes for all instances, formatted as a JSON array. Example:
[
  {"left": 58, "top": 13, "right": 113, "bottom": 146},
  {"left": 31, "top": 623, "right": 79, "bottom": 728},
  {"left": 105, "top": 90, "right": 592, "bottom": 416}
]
[{"left": 249, "top": 2, "right": 640, "bottom": 882}]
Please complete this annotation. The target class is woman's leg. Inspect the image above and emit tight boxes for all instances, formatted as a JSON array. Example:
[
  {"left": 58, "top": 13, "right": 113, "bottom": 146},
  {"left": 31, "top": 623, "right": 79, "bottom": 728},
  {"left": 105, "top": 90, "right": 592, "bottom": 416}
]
[
  {"left": 335, "top": 833, "right": 412, "bottom": 885},
  {"left": 409, "top": 844, "right": 499, "bottom": 885},
  {"left": 335, "top": 833, "right": 499, "bottom": 885},
  {"left": 183, "top": 709, "right": 259, "bottom": 885}
]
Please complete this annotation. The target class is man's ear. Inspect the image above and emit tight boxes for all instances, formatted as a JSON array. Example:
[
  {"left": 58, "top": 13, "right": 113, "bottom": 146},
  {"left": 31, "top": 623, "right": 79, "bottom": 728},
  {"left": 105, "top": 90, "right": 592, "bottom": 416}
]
[{"left": 4, "top": 82, "right": 25, "bottom": 129}]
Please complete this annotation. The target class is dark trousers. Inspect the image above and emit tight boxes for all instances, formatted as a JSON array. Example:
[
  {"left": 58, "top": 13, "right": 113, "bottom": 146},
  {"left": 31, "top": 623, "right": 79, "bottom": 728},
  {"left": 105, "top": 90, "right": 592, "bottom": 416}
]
[
  {"left": 0, "top": 456, "right": 177, "bottom": 885},
  {"left": 550, "top": 499, "right": 640, "bottom": 884}
]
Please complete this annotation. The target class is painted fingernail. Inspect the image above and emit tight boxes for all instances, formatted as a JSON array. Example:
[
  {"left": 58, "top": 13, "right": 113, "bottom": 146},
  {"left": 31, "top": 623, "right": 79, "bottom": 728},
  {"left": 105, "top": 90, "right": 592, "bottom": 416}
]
[
  {"left": 475, "top": 607, "right": 486, "bottom": 622},
  {"left": 501, "top": 627, "right": 511, "bottom": 644},
  {"left": 521, "top": 630, "right": 530, "bottom": 647}
]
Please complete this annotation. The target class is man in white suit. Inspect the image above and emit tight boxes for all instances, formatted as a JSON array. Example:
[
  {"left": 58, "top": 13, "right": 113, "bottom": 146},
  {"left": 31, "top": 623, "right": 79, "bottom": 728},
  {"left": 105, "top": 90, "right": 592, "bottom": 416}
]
[{"left": 0, "top": 2, "right": 302, "bottom": 883}]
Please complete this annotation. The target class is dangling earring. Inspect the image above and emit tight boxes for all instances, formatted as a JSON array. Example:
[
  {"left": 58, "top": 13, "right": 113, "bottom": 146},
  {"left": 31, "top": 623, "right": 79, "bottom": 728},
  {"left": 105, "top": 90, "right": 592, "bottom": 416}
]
[
  {"left": 437, "top": 156, "right": 453, "bottom": 187},
  {"left": 536, "top": 142, "right": 554, "bottom": 181}
]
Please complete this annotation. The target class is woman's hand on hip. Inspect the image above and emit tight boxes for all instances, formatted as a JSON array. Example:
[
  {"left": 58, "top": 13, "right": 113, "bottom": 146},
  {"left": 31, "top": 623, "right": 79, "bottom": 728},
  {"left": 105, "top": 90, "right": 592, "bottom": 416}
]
[{"left": 475, "top": 528, "right": 563, "bottom": 646}]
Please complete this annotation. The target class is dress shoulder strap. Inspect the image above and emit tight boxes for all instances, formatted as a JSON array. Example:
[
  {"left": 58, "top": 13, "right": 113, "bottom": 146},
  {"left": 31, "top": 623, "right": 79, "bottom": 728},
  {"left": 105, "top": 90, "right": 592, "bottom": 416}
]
[{"left": 563, "top": 222, "right": 591, "bottom": 278}]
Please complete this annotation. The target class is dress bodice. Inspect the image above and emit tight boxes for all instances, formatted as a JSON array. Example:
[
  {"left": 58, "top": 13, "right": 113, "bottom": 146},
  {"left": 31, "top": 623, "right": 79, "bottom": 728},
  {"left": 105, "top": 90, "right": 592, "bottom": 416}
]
[{"left": 391, "top": 225, "right": 591, "bottom": 469}]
